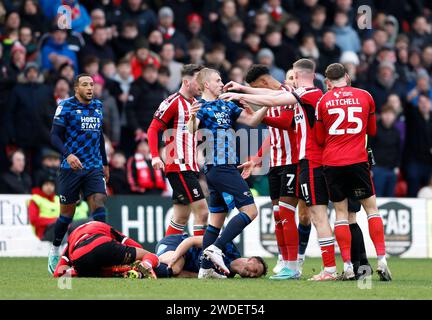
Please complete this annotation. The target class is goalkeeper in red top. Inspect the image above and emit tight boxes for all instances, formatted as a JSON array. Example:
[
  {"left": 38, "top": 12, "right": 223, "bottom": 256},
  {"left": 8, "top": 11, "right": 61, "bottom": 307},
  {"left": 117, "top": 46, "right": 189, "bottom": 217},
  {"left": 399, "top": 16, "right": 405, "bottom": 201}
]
[
  {"left": 315, "top": 63, "right": 391, "bottom": 281},
  {"left": 53, "top": 221, "right": 162, "bottom": 279}
]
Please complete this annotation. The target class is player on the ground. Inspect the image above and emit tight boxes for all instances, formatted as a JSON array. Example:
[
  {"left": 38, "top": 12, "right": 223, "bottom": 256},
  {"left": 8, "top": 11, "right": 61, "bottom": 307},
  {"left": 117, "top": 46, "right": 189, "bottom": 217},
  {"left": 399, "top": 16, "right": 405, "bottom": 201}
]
[
  {"left": 147, "top": 64, "right": 209, "bottom": 237},
  {"left": 187, "top": 67, "right": 268, "bottom": 276},
  {"left": 53, "top": 221, "right": 160, "bottom": 279},
  {"left": 315, "top": 63, "right": 391, "bottom": 281},
  {"left": 224, "top": 65, "right": 301, "bottom": 280},
  {"left": 220, "top": 59, "right": 338, "bottom": 281},
  {"left": 154, "top": 234, "right": 267, "bottom": 279},
  {"left": 48, "top": 74, "right": 110, "bottom": 274}
]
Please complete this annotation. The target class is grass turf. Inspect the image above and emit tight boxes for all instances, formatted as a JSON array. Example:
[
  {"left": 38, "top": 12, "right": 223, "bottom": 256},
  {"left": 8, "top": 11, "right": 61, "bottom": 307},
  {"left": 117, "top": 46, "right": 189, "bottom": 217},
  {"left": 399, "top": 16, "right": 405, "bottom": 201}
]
[{"left": 0, "top": 257, "right": 430, "bottom": 300}]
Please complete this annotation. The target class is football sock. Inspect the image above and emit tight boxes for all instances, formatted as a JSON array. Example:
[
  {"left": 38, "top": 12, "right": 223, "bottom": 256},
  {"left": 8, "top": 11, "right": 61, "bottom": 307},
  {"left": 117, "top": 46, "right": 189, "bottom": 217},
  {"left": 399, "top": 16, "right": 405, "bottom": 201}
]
[
  {"left": 142, "top": 253, "right": 159, "bottom": 269},
  {"left": 367, "top": 213, "right": 386, "bottom": 257},
  {"left": 201, "top": 225, "right": 221, "bottom": 269},
  {"left": 154, "top": 263, "right": 174, "bottom": 278},
  {"left": 318, "top": 237, "right": 336, "bottom": 273},
  {"left": 91, "top": 207, "right": 107, "bottom": 222},
  {"left": 193, "top": 225, "right": 207, "bottom": 236},
  {"left": 273, "top": 205, "right": 288, "bottom": 260},
  {"left": 53, "top": 214, "right": 73, "bottom": 247},
  {"left": 350, "top": 223, "right": 370, "bottom": 268},
  {"left": 166, "top": 219, "right": 186, "bottom": 236},
  {"left": 279, "top": 201, "right": 298, "bottom": 269},
  {"left": 334, "top": 220, "right": 351, "bottom": 263},
  {"left": 298, "top": 223, "right": 311, "bottom": 256},
  {"left": 213, "top": 212, "right": 251, "bottom": 249}
]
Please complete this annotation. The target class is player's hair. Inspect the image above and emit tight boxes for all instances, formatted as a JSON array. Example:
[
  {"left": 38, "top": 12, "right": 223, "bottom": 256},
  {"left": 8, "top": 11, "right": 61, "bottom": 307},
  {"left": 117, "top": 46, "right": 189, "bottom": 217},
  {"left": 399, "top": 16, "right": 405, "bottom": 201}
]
[
  {"left": 181, "top": 64, "right": 204, "bottom": 78},
  {"left": 251, "top": 256, "right": 268, "bottom": 276},
  {"left": 245, "top": 64, "right": 270, "bottom": 84},
  {"left": 196, "top": 67, "right": 219, "bottom": 91},
  {"left": 293, "top": 58, "right": 316, "bottom": 72},
  {"left": 325, "top": 63, "right": 346, "bottom": 81},
  {"left": 74, "top": 73, "right": 93, "bottom": 87}
]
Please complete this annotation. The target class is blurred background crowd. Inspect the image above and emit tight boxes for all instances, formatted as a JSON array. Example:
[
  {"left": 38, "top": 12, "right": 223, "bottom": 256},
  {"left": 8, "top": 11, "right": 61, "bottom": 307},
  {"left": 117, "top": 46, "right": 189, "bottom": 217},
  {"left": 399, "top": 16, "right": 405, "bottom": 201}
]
[{"left": 1, "top": 0, "right": 432, "bottom": 200}]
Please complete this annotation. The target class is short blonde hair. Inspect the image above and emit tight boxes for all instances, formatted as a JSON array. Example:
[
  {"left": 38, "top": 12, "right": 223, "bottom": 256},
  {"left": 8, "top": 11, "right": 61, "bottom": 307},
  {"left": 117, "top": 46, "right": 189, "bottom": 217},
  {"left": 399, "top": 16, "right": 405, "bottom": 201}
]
[{"left": 196, "top": 68, "right": 219, "bottom": 91}]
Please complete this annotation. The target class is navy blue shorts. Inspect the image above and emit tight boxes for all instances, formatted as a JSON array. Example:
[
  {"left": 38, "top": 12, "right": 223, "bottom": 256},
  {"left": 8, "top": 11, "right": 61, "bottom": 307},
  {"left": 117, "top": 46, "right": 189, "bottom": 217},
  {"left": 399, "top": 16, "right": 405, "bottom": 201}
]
[
  {"left": 205, "top": 165, "right": 255, "bottom": 213},
  {"left": 155, "top": 234, "right": 187, "bottom": 256},
  {"left": 57, "top": 168, "right": 107, "bottom": 204}
]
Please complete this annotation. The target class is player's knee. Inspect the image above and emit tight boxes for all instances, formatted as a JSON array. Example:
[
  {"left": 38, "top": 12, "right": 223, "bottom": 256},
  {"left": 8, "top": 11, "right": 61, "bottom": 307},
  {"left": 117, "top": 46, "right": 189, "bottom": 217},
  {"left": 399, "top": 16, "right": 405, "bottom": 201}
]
[
  {"left": 93, "top": 194, "right": 107, "bottom": 208},
  {"left": 299, "top": 213, "right": 311, "bottom": 225},
  {"left": 348, "top": 212, "right": 357, "bottom": 224}
]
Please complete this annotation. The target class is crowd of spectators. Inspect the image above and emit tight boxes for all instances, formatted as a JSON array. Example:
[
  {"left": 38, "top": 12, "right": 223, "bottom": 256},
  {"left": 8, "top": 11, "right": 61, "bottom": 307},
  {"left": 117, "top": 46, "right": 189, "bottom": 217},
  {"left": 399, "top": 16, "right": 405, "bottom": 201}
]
[{"left": 0, "top": 0, "right": 432, "bottom": 198}]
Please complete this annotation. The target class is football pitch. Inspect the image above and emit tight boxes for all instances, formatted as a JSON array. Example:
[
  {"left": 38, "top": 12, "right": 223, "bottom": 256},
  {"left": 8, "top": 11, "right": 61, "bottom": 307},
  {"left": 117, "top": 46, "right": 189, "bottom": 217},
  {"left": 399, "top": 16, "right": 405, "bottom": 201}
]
[{"left": 0, "top": 257, "right": 431, "bottom": 300}]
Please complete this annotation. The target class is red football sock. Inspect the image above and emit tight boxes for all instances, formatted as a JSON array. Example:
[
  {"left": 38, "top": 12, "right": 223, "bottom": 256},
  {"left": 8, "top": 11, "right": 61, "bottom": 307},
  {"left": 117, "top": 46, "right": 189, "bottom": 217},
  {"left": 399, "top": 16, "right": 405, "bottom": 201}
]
[
  {"left": 273, "top": 205, "right": 288, "bottom": 260},
  {"left": 193, "top": 225, "right": 206, "bottom": 236},
  {"left": 367, "top": 214, "right": 386, "bottom": 256},
  {"left": 165, "top": 220, "right": 185, "bottom": 236},
  {"left": 142, "top": 253, "right": 159, "bottom": 268},
  {"left": 318, "top": 237, "right": 336, "bottom": 268},
  {"left": 334, "top": 221, "right": 351, "bottom": 262},
  {"left": 279, "top": 201, "right": 298, "bottom": 262}
]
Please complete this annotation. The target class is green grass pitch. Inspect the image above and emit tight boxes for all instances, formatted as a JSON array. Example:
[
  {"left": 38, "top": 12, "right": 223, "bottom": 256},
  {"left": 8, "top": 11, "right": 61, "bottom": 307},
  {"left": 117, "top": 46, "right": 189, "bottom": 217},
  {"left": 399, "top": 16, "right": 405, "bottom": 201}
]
[{"left": 0, "top": 257, "right": 431, "bottom": 300}]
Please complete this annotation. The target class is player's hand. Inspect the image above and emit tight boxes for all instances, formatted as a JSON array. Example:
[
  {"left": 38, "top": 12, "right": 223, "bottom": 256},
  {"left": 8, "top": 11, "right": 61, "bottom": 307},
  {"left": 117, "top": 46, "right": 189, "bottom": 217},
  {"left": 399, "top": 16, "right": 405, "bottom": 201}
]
[
  {"left": 152, "top": 157, "right": 165, "bottom": 170},
  {"left": 239, "top": 99, "right": 254, "bottom": 114},
  {"left": 223, "top": 81, "right": 244, "bottom": 92},
  {"left": 103, "top": 165, "right": 110, "bottom": 183},
  {"left": 238, "top": 160, "right": 256, "bottom": 179},
  {"left": 67, "top": 154, "right": 83, "bottom": 170},
  {"left": 219, "top": 92, "right": 240, "bottom": 101},
  {"left": 190, "top": 101, "right": 201, "bottom": 117}
]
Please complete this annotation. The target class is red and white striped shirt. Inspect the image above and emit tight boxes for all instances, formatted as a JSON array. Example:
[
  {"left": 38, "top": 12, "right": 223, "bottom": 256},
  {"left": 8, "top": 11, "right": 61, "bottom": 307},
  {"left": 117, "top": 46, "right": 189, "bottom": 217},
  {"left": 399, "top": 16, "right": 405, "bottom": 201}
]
[
  {"left": 153, "top": 92, "right": 199, "bottom": 173},
  {"left": 266, "top": 85, "right": 298, "bottom": 167}
]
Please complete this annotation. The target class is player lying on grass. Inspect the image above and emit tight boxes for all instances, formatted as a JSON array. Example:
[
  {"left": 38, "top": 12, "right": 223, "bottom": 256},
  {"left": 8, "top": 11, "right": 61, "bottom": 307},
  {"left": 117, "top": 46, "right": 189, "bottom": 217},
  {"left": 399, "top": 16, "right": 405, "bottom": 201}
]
[
  {"left": 154, "top": 234, "right": 268, "bottom": 279},
  {"left": 53, "top": 221, "right": 161, "bottom": 279}
]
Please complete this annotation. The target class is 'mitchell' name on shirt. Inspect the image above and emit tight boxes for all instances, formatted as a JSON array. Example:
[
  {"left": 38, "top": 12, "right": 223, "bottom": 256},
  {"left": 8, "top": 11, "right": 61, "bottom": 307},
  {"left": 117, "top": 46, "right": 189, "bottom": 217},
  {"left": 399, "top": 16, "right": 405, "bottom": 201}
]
[
  {"left": 325, "top": 98, "right": 360, "bottom": 107},
  {"left": 81, "top": 116, "right": 101, "bottom": 130}
]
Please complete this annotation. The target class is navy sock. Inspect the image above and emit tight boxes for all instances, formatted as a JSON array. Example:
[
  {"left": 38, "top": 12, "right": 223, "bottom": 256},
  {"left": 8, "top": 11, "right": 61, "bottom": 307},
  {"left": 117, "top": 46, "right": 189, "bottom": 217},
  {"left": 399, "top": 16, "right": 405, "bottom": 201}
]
[
  {"left": 213, "top": 212, "right": 251, "bottom": 249},
  {"left": 92, "top": 207, "right": 107, "bottom": 222},
  {"left": 154, "top": 263, "right": 174, "bottom": 278},
  {"left": 53, "top": 215, "right": 73, "bottom": 246},
  {"left": 350, "top": 223, "right": 369, "bottom": 270},
  {"left": 298, "top": 223, "right": 311, "bottom": 255},
  {"left": 201, "top": 224, "right": 221, "bottom": 269}
]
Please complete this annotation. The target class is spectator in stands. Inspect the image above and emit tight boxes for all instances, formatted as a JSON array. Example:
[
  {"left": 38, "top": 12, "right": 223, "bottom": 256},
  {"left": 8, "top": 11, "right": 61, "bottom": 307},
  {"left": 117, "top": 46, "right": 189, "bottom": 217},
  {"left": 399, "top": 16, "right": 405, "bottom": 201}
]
[
  {"left": 8, "top": 42, "right": 27, "bottom": 80},
  {"left": 295, "top": 0, "right": 317, "bottom": 26},
  {"left": 57, "top": 62, "right": 75, "bottom": 85},
  {"left": 93, "top": 74, "right": 120, "bottom": 146},
  {"left": 252, "top": 9, "right": 271, "bottom": 40},
  {"left": 282, "top": 17, "right": 301, "bottom": 48},
  {"left": 157, "top": 6, "right": 188, "bottom": 61},
  {"left": 19, "top": 0, "right": 47, "bottom": 38},
  {"left": 299, "top": 33, "right": 319, "bottom": 61},
  {"left": 130, "top": 38, "right": 160, "bottom": 80},
  {"left": 80, "top": 26, "right": 116, "bottom": 63},
  {"left": 422, "top": 45, "right": 432, "bottom": 74},
  {"left": 303, "top": 5, "right": 327, "bottom": 44},
  {"left": 112, "top": 58, "right": 134, "bottom": 113},
  {"left": 228, "top": 65, "right": 245, "bottom": 84},
  {"left": 1, "top": 10, "right": 20, "bottom": 40},
  {"left": 159, "top": 42, "right": 183, "bottom": 93},
  {"left": 126, "top": 64, "right": 168, "bottom": 149},
  {"left": 53, "top": 77, "right": 71, "bottom": 104},
  {"left": 383, "top": 15, "right": 399, "bottom": 46},
  {"left": 404, "top": 94, "right": 432, "bottom": 197},
  {"left": 119, "top": 0, "right": 157, "bottom": 37},
  {"left": 386, "top": 93, "right": 406, "bottom": 145},
  {"left": 0, "top": 149, "right": 32, "bottom": 194},
  {"left": 256, "top": 48, "right": 284, "bottom": 83},
  {"left": 108, "top": 151, "right": 130, "bottom": 195},
  {"left": 262, "top": 0, "right": 289, "bottom": 25},
  {"left": 39, "top": 0, "right": 91, "bottom": 33},
  {"left": 244, "top": 32, "right": 261, "bottom": 56},
  {"left": 417, "top": 176, "right": 432, "bottom": 199},
  {"left": 32, "top": 148, "right": 61, "bottom": 188},
  {"left": 205, "top": 43, "right": 231, "bottom": 82},
  {"left": 41, "top": 26, "right": 78, "bottom": 74},
  {"left": 185, "top": 13, "right": 211, "bottom": 51},
  {"left": 331, "top": 10, "right": 361, "bottom": 53},
  {"left": 339, "top": 51, "right": 360, "bottom": 86},
  {"left": 6, "top": 63, "right": 54, "bottom": 165},
  {"left": 224, "top": 19, "right": 247, "bottom": 62},
  {"left": 28, "top": 172, "right": 89, "bottom": 241},
  {"left": 235, "top": 51, "right": 254, "bottom": 74},
  {"left": 264, "top": 25, "right": 296, "bottom": 72},
  {"left": 406, "top": 70, "right": 432, "bottom": 107},
  {"left": 318, "top": 30, "right": 341, "bottom": 74},
  {"left": 187, "top": 39, "right": 205, "bottom": 66},
  {"left": 147, "top": 29, "right": 163, "bottom": 54},
  {"left": 368, "top": 61, "right": 407, "bottom": 113},
  {"left": 18, "top": 25, "right": 37, "bottom": 62},
  {"left": 369, "top": 105, "right": 401, "bottom": 197},
  {"left": 409, "top": 16, "right": 432, "bottom": 50},
  {"left": 112, "top": 20, "right": 139, "bottom": 60},
  {"left": 157, "top": 66, "right": 171, "bottom": 91},
  {"left": 127, "top": 138, "right": 167, "bottom": 195}
]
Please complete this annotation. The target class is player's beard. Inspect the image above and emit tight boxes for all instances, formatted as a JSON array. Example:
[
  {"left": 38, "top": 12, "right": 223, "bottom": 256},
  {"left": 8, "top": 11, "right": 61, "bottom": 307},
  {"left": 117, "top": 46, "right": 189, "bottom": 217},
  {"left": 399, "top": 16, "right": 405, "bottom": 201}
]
[{"left": 80, "top": 90, "right": 93, "bottom": 102}]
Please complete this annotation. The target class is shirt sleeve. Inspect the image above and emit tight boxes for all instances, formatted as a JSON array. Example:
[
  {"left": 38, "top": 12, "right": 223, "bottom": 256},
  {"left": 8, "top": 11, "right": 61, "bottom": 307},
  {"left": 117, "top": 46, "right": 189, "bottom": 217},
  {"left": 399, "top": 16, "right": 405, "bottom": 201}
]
[
  {"left": 153, "top": 99, "right": 176, "bottom": 126},
  {"left": 52, "top": 103, "right": 68, "bottom": 127},
  {"left": 229, "top": 102, "right": 243, "bottom": 121}
]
